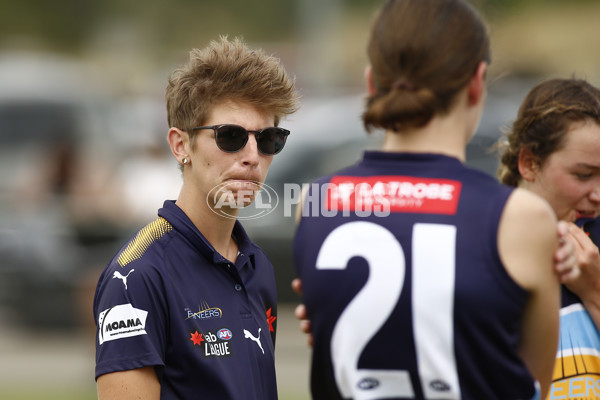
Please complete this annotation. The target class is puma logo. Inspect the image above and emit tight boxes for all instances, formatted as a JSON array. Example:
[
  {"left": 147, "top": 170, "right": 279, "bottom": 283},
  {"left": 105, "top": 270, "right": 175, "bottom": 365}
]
[
  {"left": 243, "top": 328, "right": 264, "bottom": 354},
  {"left": 113, "top": 269, "right": 135, "bottom": 290}
]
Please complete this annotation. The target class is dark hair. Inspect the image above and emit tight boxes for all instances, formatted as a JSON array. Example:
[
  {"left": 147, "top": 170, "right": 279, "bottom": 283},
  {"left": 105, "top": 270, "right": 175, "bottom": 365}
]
[
  {"left": 166, "top": 36, "right": 299, "bottom": 136},
  {"left": 498, "top": 78, "right": 600, "bottom": 187},
  {"left": 363, "top": 0, "right": 490, "bottom": 132}
]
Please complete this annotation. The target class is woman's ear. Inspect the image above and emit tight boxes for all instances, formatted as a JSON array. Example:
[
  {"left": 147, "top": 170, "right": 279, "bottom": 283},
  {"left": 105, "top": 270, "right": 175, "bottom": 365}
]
[
  {"left": 518, "top": 147, "right": 539, "bottom": 182},
  {"left": 167, "top": 127, "right": 190, "bottom": 164},
  {"left": 365, "top": 65, "right": 377, "bottom": 96},
  {"left": 467, "top": 61, "right": 487, "bottom": 106}
]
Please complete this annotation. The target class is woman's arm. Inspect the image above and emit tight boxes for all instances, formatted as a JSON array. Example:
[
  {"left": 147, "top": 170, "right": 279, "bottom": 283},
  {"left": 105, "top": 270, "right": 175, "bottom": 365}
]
[
  {"left": 498, "top": 189, "right": 560, "bottom": 400},
  {"left": 97, "top": 366, "right": 160, "bottom": 400}
]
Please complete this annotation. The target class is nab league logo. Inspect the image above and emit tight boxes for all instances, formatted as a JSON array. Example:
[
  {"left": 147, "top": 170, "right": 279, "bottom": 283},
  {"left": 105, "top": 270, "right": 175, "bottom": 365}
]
[
  {"left": 206, "top": 180, "right": 278, "bottom": 220},
  {"left": 190, "top": 329, "right": 233, "bottom": 357}
]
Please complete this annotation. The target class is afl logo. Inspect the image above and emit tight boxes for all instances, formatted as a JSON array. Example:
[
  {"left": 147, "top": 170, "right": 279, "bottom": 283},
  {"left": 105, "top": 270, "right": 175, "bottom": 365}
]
[
  {"left": 357, "top": 377, "right": 380, "bottom": 390},
  {"left": 217, "top": 328, "right": 233, "bottom": 340},
  {"left": 207, "top": 181, "right": 279, "bottom": 221}
]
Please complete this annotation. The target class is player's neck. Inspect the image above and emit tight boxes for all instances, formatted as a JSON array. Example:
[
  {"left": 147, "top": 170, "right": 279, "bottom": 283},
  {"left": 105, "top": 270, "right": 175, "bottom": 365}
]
[
  {"left": 175, "top": 188, "right": 239, "bottom": 261},
  {"left": 380, "top": 110, "right": 470, "bottom": 161}
]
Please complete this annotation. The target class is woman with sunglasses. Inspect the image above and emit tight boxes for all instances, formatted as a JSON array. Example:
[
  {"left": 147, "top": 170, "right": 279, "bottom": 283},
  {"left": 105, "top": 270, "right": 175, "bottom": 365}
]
[
  {"left": 93, "top": 36, "right": 298, "bottom": 400},
  {"left": 497, "top": 77, "right": 600, "bottom": 399},
  {"left": 293, "top": 0, "right": 560, "bottom": 399}
]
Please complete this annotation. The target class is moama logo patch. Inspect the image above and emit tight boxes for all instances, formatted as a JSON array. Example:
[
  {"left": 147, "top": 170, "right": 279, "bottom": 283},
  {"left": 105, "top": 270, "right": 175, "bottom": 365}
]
[{"left": 98, "top": 303, "right": 148, "bottom": 345}]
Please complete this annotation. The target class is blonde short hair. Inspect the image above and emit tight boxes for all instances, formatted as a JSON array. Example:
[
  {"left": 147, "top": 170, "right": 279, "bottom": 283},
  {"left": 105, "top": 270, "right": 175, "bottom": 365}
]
[{"left": 166, "top": 36, "right": 299, "bottom": 138}]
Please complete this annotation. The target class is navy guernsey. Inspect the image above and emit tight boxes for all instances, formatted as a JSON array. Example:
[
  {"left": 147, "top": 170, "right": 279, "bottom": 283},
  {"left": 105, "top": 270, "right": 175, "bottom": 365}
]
[
  {"left": 294, "top": 151, "right": 539, "bottom": 400},
  {"left": 94, "top": 200, "right": 278, "bottom": 400}
]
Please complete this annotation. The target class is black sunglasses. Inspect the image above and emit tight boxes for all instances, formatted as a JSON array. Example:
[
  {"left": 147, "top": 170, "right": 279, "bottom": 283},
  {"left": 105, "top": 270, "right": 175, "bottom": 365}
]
[{"left": 192, "top": 124, "right": 290, "bottom": 155}]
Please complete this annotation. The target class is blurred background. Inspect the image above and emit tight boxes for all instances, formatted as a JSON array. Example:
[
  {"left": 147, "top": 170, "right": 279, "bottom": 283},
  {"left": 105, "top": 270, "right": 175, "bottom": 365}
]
[{"left": 1, "top": 0, "right": 599, "bottom": 399}]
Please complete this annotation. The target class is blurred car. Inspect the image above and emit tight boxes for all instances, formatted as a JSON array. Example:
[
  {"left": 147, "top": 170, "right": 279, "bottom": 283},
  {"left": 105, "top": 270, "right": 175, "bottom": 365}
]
[{"left": 0, "top": 51, "right": 130, "bottom": 330}]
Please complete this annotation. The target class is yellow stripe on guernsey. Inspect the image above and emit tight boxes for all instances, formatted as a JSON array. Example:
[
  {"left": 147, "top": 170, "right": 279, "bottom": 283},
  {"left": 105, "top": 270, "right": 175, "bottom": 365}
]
[
  {"left": 548, "top": 303, "right": 600, "bottom": 400},
  {"left": 118, "top": 217, "right": 173, "bottom": 267}
]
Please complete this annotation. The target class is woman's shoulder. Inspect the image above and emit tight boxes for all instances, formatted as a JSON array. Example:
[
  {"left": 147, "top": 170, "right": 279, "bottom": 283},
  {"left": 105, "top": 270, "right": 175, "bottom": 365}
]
[{"left": 498, "top": 188, "right": 558, "bottom": 290}]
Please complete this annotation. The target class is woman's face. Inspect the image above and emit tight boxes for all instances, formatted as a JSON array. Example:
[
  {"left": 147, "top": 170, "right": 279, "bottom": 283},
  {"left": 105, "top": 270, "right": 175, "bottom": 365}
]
[
  {"left": 520, "top": 119, "right": 600, "bottom": 222},
  {"left": 183, "top": 100, "right": 275, "bottom": 213}
]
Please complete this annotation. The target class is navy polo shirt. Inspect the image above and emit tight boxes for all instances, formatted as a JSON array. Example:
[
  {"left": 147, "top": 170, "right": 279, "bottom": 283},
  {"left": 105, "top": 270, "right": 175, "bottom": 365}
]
[{"left": 94, "top": 200, "right": 278, "bottom": 399}]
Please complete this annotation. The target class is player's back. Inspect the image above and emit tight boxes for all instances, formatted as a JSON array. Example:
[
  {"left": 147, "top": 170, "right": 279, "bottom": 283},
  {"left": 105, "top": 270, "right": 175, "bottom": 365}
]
[{"left": 293, "top": 151, "right": 539, "bottom": 400}]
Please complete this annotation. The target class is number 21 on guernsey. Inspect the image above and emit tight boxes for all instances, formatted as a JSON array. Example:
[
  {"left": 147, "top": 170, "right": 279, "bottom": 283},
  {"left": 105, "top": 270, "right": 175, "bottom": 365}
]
[{"left": 316, "top": 221, "right": 460, "bottom": 399}]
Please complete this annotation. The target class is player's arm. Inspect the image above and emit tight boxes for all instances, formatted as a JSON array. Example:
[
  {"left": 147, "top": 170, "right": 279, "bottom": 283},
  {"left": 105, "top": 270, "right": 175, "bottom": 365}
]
[
  {"left": 291, "top": 278, "right": 313, "bottom": 346},
  {"left": 564, "top": 222, "right": 600, "bottom": 329},
  {"left": 498, "top": 188, "right": 560, "bottom": 400},
  {"left": 292, "top": 184, "right": 316, "bottom": 346},
  {"left": 97, "top": 366, "right": 160, "bottom": 400}
]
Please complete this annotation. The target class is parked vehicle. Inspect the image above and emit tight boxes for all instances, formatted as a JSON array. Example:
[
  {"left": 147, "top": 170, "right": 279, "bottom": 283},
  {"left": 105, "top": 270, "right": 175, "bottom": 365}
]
[{"left": 0, "top": 52, "right": 126, "bottom": 330}]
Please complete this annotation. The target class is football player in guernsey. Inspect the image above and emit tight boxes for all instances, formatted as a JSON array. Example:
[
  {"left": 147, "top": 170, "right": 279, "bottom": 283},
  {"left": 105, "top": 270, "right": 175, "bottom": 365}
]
[
  {"left": 293, "top": 0, "right": 561, "bottom": 399},
  {"left": 497, "top": 78, "right": 600, "bottom": 400},
  {"left": 93, "top": 37, "right": 299, "bottom": 399}
]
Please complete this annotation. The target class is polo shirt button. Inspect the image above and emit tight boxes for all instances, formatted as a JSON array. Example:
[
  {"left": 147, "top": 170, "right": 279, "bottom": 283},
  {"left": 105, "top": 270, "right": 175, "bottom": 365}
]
[{"left": 234, "top": 283, "right": 243, "bottom": 291}]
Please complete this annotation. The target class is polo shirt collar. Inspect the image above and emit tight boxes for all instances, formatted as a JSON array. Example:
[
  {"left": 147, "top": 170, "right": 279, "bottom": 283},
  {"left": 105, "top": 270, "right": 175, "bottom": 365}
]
[{"left": 158, "top": 200, "right": 257, "bottom": 268}]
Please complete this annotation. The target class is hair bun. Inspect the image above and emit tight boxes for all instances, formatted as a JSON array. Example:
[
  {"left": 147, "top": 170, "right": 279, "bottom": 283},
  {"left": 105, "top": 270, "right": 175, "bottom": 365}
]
[{"left": 391, "top": 80, "right": 415, "bottom": 91}]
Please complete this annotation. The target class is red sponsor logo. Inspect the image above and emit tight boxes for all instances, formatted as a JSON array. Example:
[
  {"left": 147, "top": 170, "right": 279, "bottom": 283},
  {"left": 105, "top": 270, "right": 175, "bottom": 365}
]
[{"left": 326, "top": 176, "right": 461, "bottom": 215}]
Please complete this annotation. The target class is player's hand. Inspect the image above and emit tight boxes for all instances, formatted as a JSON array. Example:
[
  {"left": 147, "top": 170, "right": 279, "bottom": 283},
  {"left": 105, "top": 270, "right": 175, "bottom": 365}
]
[
  {"left": 291, "top": 278, "right": 313, "bottom": 347},
  {"left": 563, "top": 222, "right": 600, "bottom": 300},
  {"left": 554, "top": 221, "right": 580, "bottom": 283}
]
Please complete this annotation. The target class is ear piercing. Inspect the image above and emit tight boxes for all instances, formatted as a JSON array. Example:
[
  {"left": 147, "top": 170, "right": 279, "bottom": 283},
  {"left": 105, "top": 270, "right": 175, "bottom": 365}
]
[{"left": 182, "top": 157, "right": 189, "bottom": 165}]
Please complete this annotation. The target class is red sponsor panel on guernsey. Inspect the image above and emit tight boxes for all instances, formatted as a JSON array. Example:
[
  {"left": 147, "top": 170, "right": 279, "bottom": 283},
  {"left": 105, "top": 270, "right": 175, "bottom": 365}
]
[{"left": 326, "top": 176, "right": 462, "bottom": 215}]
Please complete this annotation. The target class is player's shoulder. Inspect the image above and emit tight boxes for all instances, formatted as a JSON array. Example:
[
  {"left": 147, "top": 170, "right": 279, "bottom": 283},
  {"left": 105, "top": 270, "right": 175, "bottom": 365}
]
[
  {"left": 96, "top": 218, "right": 176, "bottom": 303},
  {"left": 499, "top": 188, "right": 557, "bottom": 289},
  {"left": 501, "top": 188, "right": 556, "bottom": 243},
  {"left": 504, "top": 188, "right": 556, "bottom": 225},
  {"left": 114, "top": 217, "right": 176, "bottom": 270}
]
